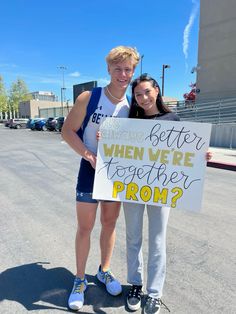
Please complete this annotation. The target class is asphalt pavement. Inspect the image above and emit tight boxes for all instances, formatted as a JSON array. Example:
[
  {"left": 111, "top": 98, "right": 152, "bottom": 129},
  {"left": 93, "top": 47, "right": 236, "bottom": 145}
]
[{"left": 0, "top": 125, "right": 235, "bottom": 314}]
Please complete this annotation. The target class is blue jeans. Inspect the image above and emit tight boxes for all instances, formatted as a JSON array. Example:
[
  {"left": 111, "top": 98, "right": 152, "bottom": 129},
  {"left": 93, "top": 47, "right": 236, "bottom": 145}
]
[{"left": 123, "top": 203, "right": 170, "bottom": 299}]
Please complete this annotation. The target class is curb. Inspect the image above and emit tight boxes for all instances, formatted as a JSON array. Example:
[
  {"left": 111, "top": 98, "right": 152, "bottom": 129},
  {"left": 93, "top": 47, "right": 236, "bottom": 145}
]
[{"left": 207, "top": 161, "right": 236, "bottom": 172}]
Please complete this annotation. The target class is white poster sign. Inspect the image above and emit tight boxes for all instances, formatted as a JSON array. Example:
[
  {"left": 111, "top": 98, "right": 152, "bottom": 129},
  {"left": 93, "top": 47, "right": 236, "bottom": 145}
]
[{"left": 93, "top": 118, "right": 212, "bottom": 211}]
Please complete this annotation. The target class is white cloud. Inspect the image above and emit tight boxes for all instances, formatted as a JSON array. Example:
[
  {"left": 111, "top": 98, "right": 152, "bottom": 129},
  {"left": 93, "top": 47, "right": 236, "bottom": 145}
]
[
  {"left": 183, "top": 0, "right": 199, "bottom": 60},
  {"left": 40, "top": 77, "right": 60, "bottom": 84},
  {"left": 69, "top": 71, "right": 81, "bottom": 77},
  {"left": 70, "top": 76, "right": 110, "bottom": 87},
  {"left": 0, "top": 63, "right": 17, "bottom": 68},
  {"left": 97, "top": 77, "right": 110, "bottom": 86}
]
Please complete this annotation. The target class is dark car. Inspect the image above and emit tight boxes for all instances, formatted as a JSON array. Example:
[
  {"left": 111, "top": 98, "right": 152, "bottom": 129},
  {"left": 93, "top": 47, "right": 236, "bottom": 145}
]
[
  {"left": 4, "top": 119, "right": 11, "bottom": 127},
  {"left": 51, "top": 116, "right": 65, "bottom": 132},
  {"left": 45, "top": 117, "right": 56, "bottom": 131},
  {"left": 34, "top": 119, "right": 47, "bottom": 131}
]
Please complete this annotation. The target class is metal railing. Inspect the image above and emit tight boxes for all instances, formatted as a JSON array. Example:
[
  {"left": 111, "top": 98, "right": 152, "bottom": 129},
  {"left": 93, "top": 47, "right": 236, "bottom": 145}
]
[{"left": 167, "top": 97, "right": 236, "bottom": 124}]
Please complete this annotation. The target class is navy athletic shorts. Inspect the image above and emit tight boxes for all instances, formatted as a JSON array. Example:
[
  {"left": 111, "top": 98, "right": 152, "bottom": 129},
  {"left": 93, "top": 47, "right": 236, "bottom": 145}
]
[
  {"left": 76, "top": 158, "right": 115, "bottom": 204},
  {"left": 76, "top": 158, "right": 97, "bottom": 203}
]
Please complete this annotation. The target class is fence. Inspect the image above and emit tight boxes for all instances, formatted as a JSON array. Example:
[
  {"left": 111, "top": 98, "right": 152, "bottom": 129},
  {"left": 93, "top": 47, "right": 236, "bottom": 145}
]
[
  {"left": 167, "top": 98, "right": 236, "bottom": 148},
  {"left": 170, "top": 97, "right": 236, "bottom": 124}
]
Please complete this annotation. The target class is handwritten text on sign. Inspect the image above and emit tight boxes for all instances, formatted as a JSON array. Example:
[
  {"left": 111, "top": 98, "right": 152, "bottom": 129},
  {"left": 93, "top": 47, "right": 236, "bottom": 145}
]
[{"left": 93, "top": 118, "right": 212, "bottom": 211}]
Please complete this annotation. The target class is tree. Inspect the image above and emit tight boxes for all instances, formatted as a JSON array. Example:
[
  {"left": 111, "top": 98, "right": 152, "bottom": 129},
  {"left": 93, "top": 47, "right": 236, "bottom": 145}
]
[
  {"left": 8, "top": 78, "right": 31, "bottom": 116},
  {"left": 0, "top": 76, "right": 8, "bottom": 114}
]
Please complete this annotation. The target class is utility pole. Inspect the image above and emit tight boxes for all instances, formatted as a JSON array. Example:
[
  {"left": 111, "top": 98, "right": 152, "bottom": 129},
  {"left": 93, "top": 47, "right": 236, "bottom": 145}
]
[
  {"left": 57, "top": 65, "right": 67, "bottom": 116},
  {"left": 161, "top": 64, "right": 170, "bottom": 96},
  {"left": 140, "top": 54, "right": 144, "bottom": 75}
]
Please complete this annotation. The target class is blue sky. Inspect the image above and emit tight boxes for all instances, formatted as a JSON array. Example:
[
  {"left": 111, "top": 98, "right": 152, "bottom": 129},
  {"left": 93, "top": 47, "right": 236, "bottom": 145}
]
[{"left": 0, "top": 0, "right": 200, "bottom": 102}]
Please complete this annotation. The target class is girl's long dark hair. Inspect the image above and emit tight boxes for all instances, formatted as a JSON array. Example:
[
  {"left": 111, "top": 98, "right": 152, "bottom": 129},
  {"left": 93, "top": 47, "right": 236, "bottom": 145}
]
[{"left": 129, "top": 73, "right": 172, "bottom": 118}]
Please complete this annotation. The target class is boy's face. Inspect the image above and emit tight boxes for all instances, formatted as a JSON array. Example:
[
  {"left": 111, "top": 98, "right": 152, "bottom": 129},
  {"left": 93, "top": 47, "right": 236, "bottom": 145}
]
[{"left": 108, "top": 58, "right": 135, "bottom": 90}]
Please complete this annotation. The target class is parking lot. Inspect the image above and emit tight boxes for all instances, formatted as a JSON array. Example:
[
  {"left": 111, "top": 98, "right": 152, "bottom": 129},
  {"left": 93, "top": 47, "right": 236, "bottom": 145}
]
[{"left": 0, "top": 125, "right": 235, "bottom": 313}]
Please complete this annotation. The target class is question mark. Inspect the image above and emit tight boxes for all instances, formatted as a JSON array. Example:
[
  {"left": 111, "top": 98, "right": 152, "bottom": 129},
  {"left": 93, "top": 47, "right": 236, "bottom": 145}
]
[{"left": 171, "top": 187, "right": 183, "bottom": 208}]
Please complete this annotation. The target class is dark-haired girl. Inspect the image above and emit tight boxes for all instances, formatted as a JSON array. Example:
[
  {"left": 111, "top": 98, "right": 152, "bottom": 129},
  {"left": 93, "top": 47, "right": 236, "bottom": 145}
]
[{"left": 124, "top": 74, "right": 212, "bottom": 314}]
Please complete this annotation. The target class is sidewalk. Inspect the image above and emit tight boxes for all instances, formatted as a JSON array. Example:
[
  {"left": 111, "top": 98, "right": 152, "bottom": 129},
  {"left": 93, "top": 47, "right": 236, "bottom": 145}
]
[{"left": 207, "top": 147, "right": 236, "bottom": 171}]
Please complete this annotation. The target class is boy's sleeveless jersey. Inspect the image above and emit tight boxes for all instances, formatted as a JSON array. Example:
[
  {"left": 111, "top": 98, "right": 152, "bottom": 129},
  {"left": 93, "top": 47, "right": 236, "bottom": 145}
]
[{"left": 83, "top": 88, "right": 130, "bottom": 154}]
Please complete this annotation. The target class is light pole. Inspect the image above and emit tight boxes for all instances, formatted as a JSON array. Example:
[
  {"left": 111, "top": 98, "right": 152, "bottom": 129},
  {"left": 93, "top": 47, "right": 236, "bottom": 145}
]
[
  {"left": 66, "top": 99, "right": 70, "bottom": 114},
  {"left": 161, "top": 64, "right": 170, "bottom": 96},
  {"left": 60, "top": 87, "right": 66, "bottom": 116},
  {"left": 57, "top": 65, "right": 67, "bottom": 116},
  {"left": 140, "top": 54, "right": 144, "bottom": 75}
]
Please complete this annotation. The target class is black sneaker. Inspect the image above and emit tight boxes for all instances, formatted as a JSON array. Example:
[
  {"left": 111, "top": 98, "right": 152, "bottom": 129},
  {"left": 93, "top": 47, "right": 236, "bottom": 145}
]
[
  {"left": 127, "top": 285, "right": 143, "bottom": 311},
  {"left": 144, "top": 297, "right": 170, "bottom": 314}
]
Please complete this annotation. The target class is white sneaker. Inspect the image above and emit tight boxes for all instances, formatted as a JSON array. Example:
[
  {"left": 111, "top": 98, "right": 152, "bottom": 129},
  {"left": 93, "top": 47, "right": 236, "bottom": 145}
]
[
  {"left": 127, "top": 285, "right": 143, "bottom": 311},
  {"left": 96, "top": 265, "right": 122, "bottom": 296},
  {"left": 68, "top": 277, "right": 88, "bottom": 310}
]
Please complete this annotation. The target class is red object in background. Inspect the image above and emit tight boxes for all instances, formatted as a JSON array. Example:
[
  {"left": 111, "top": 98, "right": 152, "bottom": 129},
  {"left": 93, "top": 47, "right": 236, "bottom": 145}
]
[{"left": 183, "top": 83, "right": 196, "bottom": 101}]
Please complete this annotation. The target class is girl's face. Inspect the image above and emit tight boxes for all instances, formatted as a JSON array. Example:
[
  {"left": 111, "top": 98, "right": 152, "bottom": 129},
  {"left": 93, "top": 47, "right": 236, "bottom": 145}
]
[{"left": 134, "top": 81, "right": 159, "bottom": 115}]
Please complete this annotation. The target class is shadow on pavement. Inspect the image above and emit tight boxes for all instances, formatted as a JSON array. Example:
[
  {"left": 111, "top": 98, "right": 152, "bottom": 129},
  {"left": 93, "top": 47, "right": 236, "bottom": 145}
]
[
  {"left": 0, "top": 262, "right": 130, "bottom": 313},
  {"left": 0, "top": 262, "right": 73, "bottom": 311},
  {"left": 83, "top": 277, "right": 130, "bottom": 314}
]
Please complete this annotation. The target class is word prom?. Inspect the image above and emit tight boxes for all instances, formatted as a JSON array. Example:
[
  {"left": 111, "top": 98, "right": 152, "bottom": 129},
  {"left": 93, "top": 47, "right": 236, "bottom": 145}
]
[{"left": 112, "top": 181, "right": 183, "bottom": 208}]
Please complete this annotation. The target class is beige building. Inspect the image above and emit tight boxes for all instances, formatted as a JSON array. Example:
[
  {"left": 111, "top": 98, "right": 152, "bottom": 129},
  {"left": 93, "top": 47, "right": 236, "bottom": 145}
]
[
  {"left": 196, "top": 0, "right": 236, "bottom": 101},
  {"left": 19, "top": 100, "right": 62, "bottom": 118}
]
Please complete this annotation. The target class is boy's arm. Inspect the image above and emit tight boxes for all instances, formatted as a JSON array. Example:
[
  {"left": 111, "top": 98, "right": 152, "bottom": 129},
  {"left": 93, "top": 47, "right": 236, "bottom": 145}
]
[{"left": 61, "top": 91, "right": 97, "bottom": 168}]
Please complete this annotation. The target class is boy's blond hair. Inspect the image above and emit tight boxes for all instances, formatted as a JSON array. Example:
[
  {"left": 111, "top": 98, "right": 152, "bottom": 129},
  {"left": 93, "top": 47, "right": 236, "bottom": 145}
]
[{"left": 106, "top": 46, "right": 140, "bottom": 67}]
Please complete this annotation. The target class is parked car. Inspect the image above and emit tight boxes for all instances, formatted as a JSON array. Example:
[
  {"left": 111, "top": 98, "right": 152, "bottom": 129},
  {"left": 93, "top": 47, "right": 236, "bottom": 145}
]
[
  {"left": 34, "top": 119, "right": 47, "bottom": 131},
  {"left": 4, "top": 119, "right": 11, "bottom": 127},
  {"left": 27, "top": 118, "right": 45, "bottom": 130},
  {"left": 9, "top": 118, "right": 29, "bottom": 129},
  {"left": 51, "top": 116, "right": 65, "bottom": 132},
  {"left": 45, "top": 117, "right": 56, "bottom": 131}
]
